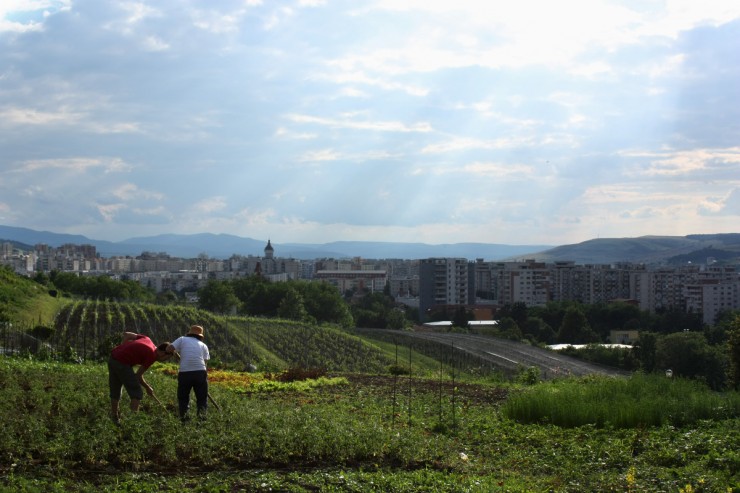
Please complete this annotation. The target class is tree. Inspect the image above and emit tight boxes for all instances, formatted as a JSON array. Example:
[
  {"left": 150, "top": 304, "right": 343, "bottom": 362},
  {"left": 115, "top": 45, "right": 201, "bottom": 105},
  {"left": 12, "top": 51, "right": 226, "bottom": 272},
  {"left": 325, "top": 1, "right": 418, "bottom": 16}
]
[
  {"left": 451, "top": 306, "right": 471, "bottom": 329},
  {"left": 244, "top": 282, "right": 285, "bottom": 316},
  {"left": 156, "top": 290, "right": 179, "bottom": 305},
  {"left": 585, "top": 302, "right": 643, "bottom": 340},
  {"left": 351, "top": 292, "right": 391, "bottom": 328},
  {"left": 650, "top": 308, "right": 703, "bottom": 334},
  {"left": 277, "top": 287, "right": 309, "bottom": 322},
  {"left": 524, "top": 317, "right": 555, "bottom": 344},
  {"left": 386, "top": 309, "right": 407, "bottom": 330},
  {"left": 197, "top": 280, "right": 239, "bottom": 314},
  {"left": 557, "top": 306, "right": 598, "bottom": 343},
  {"left": 728, "top": 315, "right": 740, "bottom": 390},
  {"left": 655, "top": 331, "right": 728, "bottom": 390},
  {"left": 296, "top": 281, "right": 353, "bottom": 328},
  {"left": 31, "top": 325, "right": 54, "bottom": 341},
  {"left": 499, "top": 302, "right": 528, "bottom": 329},
  {"left": 497, "top": 317, "right": 523, "bottom": 341},
  {"left": 634, "top": 331, "right": 658, "bottom": 373}
]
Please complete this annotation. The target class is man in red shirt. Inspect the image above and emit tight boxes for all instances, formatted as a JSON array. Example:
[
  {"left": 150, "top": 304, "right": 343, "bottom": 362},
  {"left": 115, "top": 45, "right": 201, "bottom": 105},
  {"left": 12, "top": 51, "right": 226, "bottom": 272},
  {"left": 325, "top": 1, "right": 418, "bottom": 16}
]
[{"left": 108, "top": 331, "right": 174, "bottom": 422}]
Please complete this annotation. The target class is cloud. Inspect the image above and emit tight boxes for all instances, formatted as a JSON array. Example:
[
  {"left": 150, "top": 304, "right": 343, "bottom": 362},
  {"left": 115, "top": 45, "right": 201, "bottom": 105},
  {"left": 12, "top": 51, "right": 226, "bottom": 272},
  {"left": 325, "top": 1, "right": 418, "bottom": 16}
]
[
  {"left": 103, "top": 2, "right": 163, "bottom": 36},
  {"left": 0, "top": 107, "right": 84, "bottom": 126},
  {"left": 96, "top": 203, "right": 126, "bottom": 222},
  {"left": 0, "top": 0, "right": 71, "bottom": 33},
  {"left": 142, "top": 35, "right": 169, "bottom": 51},
  {"left": 461, "top": 162, "right": 535, "bottom": 178},
  {"left": 1, "top": 0, "right": 740, "bottom": 245},
  {"left": 299, "top": 149, "right": 341, "bottom": 162},
  {"left": 286, "top": 113, "right": 433, "bottom": 133},
  {"left": 192, "top": 196, "right": 228, "bottom": 214},
  {"left": 0, "top": 105, "right": 142, "bottom": 134},
  {"left": 623, "top": 148, "right": 740, "bottom": 177},
  {"left": 297, "top": 148, "right": 395, "bottom": 163},
  {"left": 421, "top": 136, "right": 534, "bottom": 154},
  {"left": 699, "top": 188, "right": 740, "bottom": 216},
  {"left": 111, "top": 182, "right": 164, "bottom": 201},
  {"left": 17, "top": 157, "right": 132, "bottom": 173},
  {"left": 275, "top": 127, "right": 318, "bottom": 140},
  {"left": 315, "top": 68, "right": 430, "bottom": 96}
]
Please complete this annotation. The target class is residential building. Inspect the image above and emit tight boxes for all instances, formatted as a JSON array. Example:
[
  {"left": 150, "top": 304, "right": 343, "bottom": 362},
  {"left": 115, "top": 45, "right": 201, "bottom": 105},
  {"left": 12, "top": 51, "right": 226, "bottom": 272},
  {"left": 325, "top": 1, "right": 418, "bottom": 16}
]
[
  {"left": 419, "top": 258, "right": 472, "bottom": 321},
  {"left": 314, "top": 270, "right": 388, "bottom": 294}
]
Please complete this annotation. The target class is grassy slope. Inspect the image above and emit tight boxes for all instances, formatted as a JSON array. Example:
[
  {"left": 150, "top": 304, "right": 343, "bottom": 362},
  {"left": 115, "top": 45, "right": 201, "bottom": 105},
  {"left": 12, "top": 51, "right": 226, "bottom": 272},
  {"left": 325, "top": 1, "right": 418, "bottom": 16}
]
[{"left": 0, "top": 267, "right": 66, "bottom": 326}]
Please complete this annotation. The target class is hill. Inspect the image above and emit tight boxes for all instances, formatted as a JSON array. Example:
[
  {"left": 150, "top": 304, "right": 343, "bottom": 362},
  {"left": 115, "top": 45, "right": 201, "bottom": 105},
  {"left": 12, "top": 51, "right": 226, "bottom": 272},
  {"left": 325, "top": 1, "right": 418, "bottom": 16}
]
[
  {"left": 4, "top": 224, "right": 740, "bottom": 265},
  {"left": 0, "top": 224, "right": 550, "bottom": 260},
  {"left": 520, "top": 233, "right": 740, "bottom": 265},
  {"left": 0, "top": 266, "right": 65, "bottom": 327}
]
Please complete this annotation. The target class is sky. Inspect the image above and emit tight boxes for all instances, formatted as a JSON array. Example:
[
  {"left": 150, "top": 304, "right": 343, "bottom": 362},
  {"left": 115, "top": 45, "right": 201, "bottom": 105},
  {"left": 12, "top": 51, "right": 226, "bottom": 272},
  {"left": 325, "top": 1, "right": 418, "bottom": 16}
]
[{"left": 1, "top": 0, "right": 739, "bottom": 246}]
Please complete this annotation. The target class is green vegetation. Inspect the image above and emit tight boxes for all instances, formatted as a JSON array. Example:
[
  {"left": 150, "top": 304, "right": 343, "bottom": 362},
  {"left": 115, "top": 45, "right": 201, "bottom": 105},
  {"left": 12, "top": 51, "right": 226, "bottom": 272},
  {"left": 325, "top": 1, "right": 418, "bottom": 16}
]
[
  {"left": 37, "top": 300, "right": 398, "bottom": 372},
  {"left": 2, "top": 267, "right": 740, "bottom": 491},
  {"left": 46, "top": 270, "right": 156, "bottom": 302},
  {"left": 0, "top": 359, "right": 738, "bottom": 492},
  {"left": 198, "top": 276, "right": 354, "bottom": 328},
  {"left": 502, "top": 373, "right": 740, "bottom": 428},
  {"left": 0, "top": 266, "right": 66, "bottom": 327}
]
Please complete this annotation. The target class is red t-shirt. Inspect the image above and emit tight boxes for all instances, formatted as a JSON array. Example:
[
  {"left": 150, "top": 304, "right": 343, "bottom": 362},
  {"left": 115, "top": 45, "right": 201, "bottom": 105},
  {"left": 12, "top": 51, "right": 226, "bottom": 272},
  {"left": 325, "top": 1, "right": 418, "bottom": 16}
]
[{"left": 111, "top": 335, "right": 157, "bottom": 370}]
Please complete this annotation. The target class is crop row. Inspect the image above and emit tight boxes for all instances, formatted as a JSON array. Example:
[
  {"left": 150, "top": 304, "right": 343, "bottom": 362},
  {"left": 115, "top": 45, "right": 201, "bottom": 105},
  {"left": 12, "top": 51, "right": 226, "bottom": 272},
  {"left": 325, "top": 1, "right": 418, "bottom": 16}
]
[
  {"left": 235, "top": 319, "right": 392, "bottom": 373},
  {"left": 18, "top": 301, "right": 397, "bottom": 373},
  {"left": 48, "top": 301, "right": 229, "bottom": 360}
]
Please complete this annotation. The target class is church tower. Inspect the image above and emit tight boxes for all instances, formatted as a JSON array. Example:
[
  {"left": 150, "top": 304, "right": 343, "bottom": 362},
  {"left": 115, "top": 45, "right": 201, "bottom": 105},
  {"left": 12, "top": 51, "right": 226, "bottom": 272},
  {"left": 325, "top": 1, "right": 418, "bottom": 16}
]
[{"left": 264, "top": 239, "right": 274, "bottom": 260}]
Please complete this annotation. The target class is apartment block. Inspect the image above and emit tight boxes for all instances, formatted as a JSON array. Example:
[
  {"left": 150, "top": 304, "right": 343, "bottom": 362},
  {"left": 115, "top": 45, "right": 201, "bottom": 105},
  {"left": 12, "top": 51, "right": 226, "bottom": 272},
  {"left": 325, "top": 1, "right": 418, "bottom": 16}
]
[
  {"left": 6, "top": 239, "right": 740, "bottom": 326},
  {"left": 419, "top": 258, "right": 472, "bottom": 320},
  {"left": 314, "top": 270, "right": 388, "bottom": 294}
]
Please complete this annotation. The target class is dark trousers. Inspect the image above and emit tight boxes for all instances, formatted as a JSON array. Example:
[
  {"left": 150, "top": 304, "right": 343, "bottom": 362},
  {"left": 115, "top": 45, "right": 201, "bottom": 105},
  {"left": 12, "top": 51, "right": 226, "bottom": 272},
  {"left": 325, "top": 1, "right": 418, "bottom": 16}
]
[{"left": 177, "top": 370, "right": 208, "bottom": 419}]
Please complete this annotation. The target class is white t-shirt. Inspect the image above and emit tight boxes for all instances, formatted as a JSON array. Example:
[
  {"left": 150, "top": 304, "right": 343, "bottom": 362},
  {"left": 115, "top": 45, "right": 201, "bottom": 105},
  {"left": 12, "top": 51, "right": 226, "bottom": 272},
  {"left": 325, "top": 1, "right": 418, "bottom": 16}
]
[{"left": 172, "top": 335, "right": 210, "bottom": 372}]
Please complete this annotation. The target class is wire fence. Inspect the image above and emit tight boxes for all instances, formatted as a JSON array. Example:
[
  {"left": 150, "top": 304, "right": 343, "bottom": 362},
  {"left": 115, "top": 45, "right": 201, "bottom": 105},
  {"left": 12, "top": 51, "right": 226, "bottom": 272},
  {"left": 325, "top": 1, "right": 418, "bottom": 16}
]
[{"left": 0, "top": 321, "right": 53, "bottom": 356}]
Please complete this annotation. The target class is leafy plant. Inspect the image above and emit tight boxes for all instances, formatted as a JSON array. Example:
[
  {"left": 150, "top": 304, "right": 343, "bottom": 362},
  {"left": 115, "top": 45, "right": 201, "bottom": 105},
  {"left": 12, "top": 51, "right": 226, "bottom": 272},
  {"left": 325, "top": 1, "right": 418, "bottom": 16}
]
[
  {"left": 502, "top": 373, "right": 740, "bottom": 428},
  {"left": 1, "top": 359, "right": 739, "bottom": 492}
]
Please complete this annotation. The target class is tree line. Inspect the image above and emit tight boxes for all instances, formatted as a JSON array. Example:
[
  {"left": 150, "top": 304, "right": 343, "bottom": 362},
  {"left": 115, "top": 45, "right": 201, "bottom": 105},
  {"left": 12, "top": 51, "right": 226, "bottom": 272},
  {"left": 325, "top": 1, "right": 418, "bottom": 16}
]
[{"left": 196, "top": 276, "right": 354, "bottom": 327}]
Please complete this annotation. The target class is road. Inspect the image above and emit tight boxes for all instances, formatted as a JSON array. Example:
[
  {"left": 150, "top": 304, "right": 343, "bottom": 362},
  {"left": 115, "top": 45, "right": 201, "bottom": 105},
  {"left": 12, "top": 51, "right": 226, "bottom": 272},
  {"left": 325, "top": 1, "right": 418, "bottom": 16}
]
[{"left": 368, "top": 330, "right": 630, "bottom": 379}]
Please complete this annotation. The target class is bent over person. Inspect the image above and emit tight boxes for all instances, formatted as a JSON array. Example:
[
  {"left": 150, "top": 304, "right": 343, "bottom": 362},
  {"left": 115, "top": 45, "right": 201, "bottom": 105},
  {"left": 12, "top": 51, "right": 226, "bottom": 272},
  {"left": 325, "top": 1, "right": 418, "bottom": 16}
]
[
  {"left": 108, "top": 332, "right": 173, "bottom": 422},
  {"left": 169, "top": 325, "right": 210, "bottom": 421}
]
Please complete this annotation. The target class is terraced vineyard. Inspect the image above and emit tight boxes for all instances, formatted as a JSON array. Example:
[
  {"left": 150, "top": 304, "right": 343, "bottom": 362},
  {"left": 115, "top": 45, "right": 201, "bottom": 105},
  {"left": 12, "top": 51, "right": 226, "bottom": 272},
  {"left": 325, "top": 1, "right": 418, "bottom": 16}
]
[{"left": 43, "top": 300, "right": 395, "bottom": 373}]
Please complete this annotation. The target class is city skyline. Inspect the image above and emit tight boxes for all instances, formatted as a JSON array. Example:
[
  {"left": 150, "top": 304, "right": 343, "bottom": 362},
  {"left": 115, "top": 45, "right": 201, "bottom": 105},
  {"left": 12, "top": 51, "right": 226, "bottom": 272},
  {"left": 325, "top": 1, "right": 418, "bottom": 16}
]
[{"left": 1, "top": 1, "right": 740, "bottom": 246}]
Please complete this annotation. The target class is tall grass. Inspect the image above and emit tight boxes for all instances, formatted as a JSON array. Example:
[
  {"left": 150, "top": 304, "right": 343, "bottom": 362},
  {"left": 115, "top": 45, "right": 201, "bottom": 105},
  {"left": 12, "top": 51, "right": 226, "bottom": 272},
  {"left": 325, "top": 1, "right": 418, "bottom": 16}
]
[{"left": 501, "top": 373, "right": 740, "bottom": 428}]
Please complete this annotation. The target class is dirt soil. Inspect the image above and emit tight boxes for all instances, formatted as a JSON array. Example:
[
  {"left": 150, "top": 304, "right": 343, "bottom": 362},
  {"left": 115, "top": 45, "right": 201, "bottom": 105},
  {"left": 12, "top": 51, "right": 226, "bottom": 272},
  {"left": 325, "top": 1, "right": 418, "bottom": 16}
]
[{"left": 344, "top": 373, "right": 510, "bottom": 405}]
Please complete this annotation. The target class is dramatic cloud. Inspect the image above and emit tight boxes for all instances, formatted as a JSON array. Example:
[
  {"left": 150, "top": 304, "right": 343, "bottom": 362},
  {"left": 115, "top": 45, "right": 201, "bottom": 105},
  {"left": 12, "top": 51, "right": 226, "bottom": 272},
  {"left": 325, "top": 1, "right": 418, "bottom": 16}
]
[{"left": 1, "top": 0, "right": 739, "bottom": 245}]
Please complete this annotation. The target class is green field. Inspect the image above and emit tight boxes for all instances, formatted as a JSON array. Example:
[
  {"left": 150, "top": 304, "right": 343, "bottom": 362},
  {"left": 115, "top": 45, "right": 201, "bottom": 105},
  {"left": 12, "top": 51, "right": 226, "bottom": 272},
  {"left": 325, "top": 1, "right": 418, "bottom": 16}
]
[
  {"left": 2, "top": 269, "right": 739, "bottom": 491},
  {"left": 0, "top": 359, "right": 738, "bottom": 492}
]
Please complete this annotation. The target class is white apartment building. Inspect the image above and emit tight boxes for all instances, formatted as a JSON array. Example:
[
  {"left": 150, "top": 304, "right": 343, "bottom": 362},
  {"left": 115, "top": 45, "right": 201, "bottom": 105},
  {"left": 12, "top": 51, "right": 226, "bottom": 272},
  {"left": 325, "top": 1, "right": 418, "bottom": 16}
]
[{"left": 684, "top": 279, "right": 740, "bottom": 325}]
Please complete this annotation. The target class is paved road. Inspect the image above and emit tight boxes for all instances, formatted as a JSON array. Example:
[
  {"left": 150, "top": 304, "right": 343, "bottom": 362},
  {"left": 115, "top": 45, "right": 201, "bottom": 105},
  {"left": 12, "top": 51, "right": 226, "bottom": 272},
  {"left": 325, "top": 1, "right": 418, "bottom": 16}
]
[{"left": 368, "top": 330, "right": 630, "bottom": 379}]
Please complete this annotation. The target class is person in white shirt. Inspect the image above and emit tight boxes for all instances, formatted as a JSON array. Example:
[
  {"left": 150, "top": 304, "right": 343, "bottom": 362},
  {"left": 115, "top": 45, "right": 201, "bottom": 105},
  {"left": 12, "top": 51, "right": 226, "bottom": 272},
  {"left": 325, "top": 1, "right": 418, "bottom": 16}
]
[{"left": 168, "top": 325, "right": 210, "bottom": 421}]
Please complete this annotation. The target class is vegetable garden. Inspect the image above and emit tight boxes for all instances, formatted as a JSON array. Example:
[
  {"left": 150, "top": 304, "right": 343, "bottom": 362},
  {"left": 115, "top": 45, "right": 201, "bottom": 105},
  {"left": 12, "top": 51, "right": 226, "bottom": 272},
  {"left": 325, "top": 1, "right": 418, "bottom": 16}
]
[
  {"left": 0, "top": 358, "right": 738, "bottom": 492},
  {"left": 0, "top": 282, "right": 738, "bottom": 491}
]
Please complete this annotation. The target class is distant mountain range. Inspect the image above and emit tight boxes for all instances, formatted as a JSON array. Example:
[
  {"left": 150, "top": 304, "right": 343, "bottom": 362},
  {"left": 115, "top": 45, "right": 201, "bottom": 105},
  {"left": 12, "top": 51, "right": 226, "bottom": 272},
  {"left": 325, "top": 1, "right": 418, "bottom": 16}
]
[{"left": 2, "top": 225, "right": 740, "bottom": 265}]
